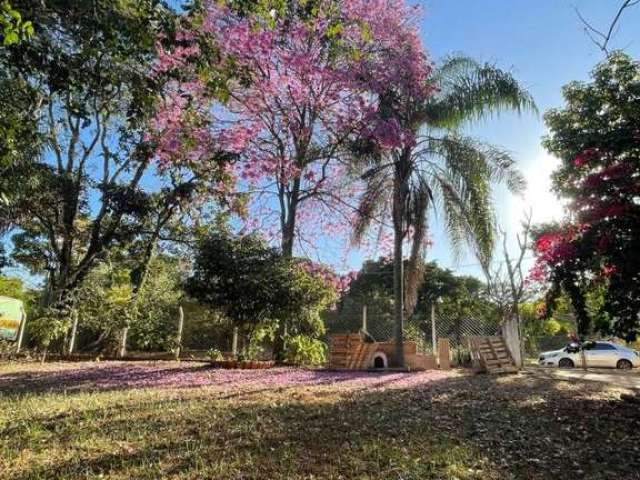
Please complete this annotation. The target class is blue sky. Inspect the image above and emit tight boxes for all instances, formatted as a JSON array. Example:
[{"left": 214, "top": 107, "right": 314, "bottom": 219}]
[{"left": 398, "top": 0, "right": 640, "bottom": 278}]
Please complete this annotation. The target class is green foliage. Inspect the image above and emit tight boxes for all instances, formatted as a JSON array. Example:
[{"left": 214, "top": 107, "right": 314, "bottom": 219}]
[
  {"left": 27, "top": 314, "right": 69, "bottom": 352},
  {"left": 181, "top": 299, "right": 233, "bottom": 351},
  {"left": 328, "top": 258, "right": 499, "bottom": 339},
  {"left": 283, "top": 335, "right": 326, "bottom": 366},
  {"left": 73, "top": 256, "right": 182, "bottom": 352},
  {"left": 520, "top": 300, "right": 573, "bottom": 353},
  {"left": 543, "top": 53, "right": 639, "bottom": 194},
  {"left": 0, "top": 1, "right": 33, "bottom": 46},
  {"left": 0, "top": 275, "right": 27, "bottom": 300},
  {"left": 426, "top": 55, "right": 537, "bottom": 130},
  {"left": 187, "top": 233, "right": 334, "bottom": 358},
  {"left": 187, "top": 233, "right": 290, "bottom": 331},
  {"left": 0, "top": 1, "right": 216, "bottom": 318},
  {"left": 539, "top": 52, "right": 640, "bottom": 338},
  {"left": 128, "top": 258, "right": 182, "bottom": 351},
  {"left": 207, "top": 348, "right": 224, "bottom": 361}
]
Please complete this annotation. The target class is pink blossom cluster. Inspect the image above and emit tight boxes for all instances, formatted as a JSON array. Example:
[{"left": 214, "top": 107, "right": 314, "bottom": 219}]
[
  {"left": 531, "top": 146, "right": 639, "bottom": 285},
  {"left": 529, "top": 229, "right": 580, "bottom": 283},
  {"left": 147, "top": 82, "right": 222, "bottom": 172},
  {"left": 573, "top": 148, "right": 599, "bottom": 168},
  {"left": 581, "top": 202, "right": 630, "bottom": 223},
  {"left": 299, "top": 260, "right": 358, "bottom": 296},
  {"left": 581, "top": 162, "right": 633, "bottom": 190},
  {"left": 148, "top": 0, "right": 434, "bottom": 261},
  {"left": 535, "top": 232, "right": 576, "bottom": 264},
  {"left": 601, "top": 264, "right": 617, "bottom": 277}
]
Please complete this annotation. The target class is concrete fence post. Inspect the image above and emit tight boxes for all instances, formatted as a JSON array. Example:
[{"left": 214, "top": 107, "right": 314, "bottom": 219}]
[
  {"left": 232, "top": 327, "right": 238, "bottom": 358},
  {"left": 362, "top": 304, "right": 367, "bottom": 332},
  {"left": 68, "top": 310, "right": 79, "bottom": 355},
  {"left": 502, "top": 316, "right": 522, "bottom": 367},
  {"left": 16, "top": 308, "right": 27, "bottom": 354},
  {"left": 430, "top": 302, "right": 437, "bottom": 356},
  {"left": 175, "top": 305, "right": 184, "bottom": 360},
  {"left": 119, "top": 327, "right": 128, "bottom": 358}
]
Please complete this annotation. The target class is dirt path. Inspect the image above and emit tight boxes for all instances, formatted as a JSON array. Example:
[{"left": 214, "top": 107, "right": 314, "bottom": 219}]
[{"left": 525, "top": 365, "right": 640, "bottom": 390}]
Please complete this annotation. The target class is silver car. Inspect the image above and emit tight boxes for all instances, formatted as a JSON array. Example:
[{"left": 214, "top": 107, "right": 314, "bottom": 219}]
[{"left": 538, "top": 340, "right": 640, "bottom": 369}]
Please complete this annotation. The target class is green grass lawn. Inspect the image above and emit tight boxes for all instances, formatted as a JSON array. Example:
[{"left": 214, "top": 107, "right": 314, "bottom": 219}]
[{"left": 1, "top": 362, "right": 639, "bottom": 480}]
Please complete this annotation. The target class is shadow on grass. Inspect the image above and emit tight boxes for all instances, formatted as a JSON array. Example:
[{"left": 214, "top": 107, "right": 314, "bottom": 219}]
[{"left": 2, "top": 368, "right": 639, "bottom": 480}]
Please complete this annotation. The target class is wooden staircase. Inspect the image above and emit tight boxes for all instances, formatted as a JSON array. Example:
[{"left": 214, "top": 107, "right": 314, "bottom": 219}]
[{"left": 469, "top": 336, "right": 518, "bottom": 374}]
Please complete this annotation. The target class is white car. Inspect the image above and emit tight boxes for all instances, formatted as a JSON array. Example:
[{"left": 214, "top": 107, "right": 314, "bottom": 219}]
[{"left": 539, "top": 340, "right": 640, "bottom": 369}]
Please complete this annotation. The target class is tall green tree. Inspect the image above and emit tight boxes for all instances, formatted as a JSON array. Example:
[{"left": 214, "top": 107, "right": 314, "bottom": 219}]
[
  {"left": 532, "top": 52, "right": 640, "bottom": 340},
  {"left": 186, "top": 233, "right": 335, "bottom": 360},
  {"left": 352, "top": 56, "right": 535, "bottom": 366},
  {"left": 0, "top": 1, "right": 228, "bottom": 321}
]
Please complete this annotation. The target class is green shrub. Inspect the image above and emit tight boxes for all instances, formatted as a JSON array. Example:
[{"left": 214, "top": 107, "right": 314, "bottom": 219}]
[
  {"left": 207, "top": 348, "right": 224, "bottom": 361},
  {"left": 283, "top": 335, "right": 326, "bottom": 366}
]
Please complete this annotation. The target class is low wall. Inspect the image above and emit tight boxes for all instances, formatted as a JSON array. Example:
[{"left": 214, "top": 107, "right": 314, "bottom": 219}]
[{"left": 329, "top": 333, "right": 438, "bottom": 370}]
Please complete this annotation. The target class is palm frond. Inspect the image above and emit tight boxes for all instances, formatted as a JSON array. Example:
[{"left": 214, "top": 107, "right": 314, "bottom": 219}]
[
  {"left": 425, "top": 55, "right": 538, "bottom": 130},
  {"left": 430, "top": 54, "right": 481, "bottom": 84},
  {"left": 416, "top": 134, "right": 525, "bottom": 194},
  {"left": 413, "top": 135, "right": 501, "bottom": 261},
  {"left": 432, "top": 172, "right": 495, "bottom": 262},
  {"left": 350, "top": 169, "right": 390, "bottom": 246}
]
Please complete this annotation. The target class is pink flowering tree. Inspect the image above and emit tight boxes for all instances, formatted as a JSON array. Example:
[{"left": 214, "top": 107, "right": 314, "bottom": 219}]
[
  {"left": 148, "top": 0, "right": 435, "bottom": 361},
  {"left": 149, "top": 0, "right": 432, "bottom": 261},
  {"left": 531, "top": 53, "right": 640, "bottom": 339}
]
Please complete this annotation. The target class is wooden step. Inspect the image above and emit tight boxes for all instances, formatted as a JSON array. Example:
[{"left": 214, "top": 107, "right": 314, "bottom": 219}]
[{"left": 469, "top": 335, "right": 518, "bottom": 375}]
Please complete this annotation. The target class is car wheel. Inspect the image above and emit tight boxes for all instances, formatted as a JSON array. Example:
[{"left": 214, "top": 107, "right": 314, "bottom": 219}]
[
  {"left": 558, "top": 358, "right": 574, "bottom": 368},
  {"left": 616, "top": 359, "right": 633, "bottom": 370}
]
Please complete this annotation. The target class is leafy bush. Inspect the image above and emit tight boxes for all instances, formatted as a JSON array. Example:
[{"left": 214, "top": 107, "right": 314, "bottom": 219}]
[
  {"left": 283, "top": 335, "right": 326, "bottom": 366},
  {"left": 27, "top": 314, "right": 70, "bottom": 359},
  {"left": 207, "top": 348, "right": 223, "bottom": 361}
]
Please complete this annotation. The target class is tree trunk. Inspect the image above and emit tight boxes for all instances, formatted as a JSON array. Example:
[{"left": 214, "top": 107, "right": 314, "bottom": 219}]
[
  {"left": 273, "top": 179, "right": 300, "bottom": 362},
  {"left": 280, "top": 179, "right": 300, "bottom": 258},
  {"left": 392, "top": 151, "right": 410, "bottom": 368},
  {"left": 84, "top": 329, "right": 110, "bottom": 352},
  {"left": 393, "top": 226, "right": 405, "bottom": 367},
  {"left": 392, "top": 179, "right": 405, "bottom": 368}
]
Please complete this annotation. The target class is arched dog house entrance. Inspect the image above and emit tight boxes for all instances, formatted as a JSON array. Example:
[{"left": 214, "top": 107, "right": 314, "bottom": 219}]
[{"left": 372, "top": 351, "right": 388, "bottom": 369}]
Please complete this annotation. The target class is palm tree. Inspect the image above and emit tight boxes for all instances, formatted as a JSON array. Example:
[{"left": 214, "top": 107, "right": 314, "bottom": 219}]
[{"left": 351, "top": 56, "right": 537, "bottom": 367}]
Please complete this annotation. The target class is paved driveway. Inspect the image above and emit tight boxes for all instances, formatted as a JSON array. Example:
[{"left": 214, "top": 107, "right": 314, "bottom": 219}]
[{"left": 525, "top": 365, "right": 640, "bottom": 390}]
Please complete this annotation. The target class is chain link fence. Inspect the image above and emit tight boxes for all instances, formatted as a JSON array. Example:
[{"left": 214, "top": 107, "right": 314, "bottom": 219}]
[{"left": 325, "top": 297, "right": 500, "bottom": 365}]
